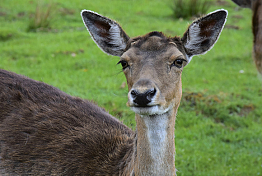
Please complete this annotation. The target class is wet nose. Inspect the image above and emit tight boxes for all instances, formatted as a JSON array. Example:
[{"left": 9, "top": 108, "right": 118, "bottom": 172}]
[{"left": 130, "top": 88, "right": 156, "bottom": 107}]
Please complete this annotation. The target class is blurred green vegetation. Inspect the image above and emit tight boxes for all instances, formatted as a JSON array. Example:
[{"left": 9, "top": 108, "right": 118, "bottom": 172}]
[
  {"left": 0, "top": 0, "right": 261, "bottom": 175},
  {"left": 172, "top": 0, "right": 212, "bottom": 19}
]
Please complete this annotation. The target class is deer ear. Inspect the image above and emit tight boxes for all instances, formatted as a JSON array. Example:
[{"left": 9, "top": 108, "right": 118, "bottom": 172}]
[
  {"left": 81, "top": 10, "right": 130, "bottom": 56},
  {"left": 181, "top": 9, "right": 228, "bottom": 60}
]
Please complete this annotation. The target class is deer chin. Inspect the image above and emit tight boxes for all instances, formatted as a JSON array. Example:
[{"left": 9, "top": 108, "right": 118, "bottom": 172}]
[{"left": 130, "top": 104, "right": 171, "bottom": 116}]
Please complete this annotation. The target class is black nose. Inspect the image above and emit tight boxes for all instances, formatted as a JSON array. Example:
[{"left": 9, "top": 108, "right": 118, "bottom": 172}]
[{"left": 131, "top": 88, "right": 156, "bottom": 107}]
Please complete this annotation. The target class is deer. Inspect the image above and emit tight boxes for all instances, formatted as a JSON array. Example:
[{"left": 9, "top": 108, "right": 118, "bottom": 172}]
[
  {"left": 0, "top": 9, "right": 227, "bottom": 175},
  {"left": 232, "top": 0, "right": 262, "bottom": 75}
]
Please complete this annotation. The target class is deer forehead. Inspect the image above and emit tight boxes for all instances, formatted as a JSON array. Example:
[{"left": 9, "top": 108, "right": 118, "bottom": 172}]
[
  {"left": 122, "top": 38, "right": 185, "bottom": 64},
  {"left": 138, "top": 36, "right": 170, "bottom": 51}
]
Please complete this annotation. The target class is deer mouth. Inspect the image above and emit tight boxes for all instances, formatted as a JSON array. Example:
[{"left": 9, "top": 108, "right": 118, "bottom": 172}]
[{"left": 130, "top": 104, "right": 170, "bottom": 116}]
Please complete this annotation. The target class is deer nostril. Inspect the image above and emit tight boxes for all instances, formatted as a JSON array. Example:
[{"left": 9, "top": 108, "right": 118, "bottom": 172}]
[
  {"left": 131, "top": 90, "right": 138, "bottom": 98},
  {"left": 146, "top": 88, "right": 156, "bottom": 100}
]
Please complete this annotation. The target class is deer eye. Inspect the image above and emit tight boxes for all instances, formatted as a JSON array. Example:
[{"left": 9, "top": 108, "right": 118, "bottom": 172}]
[
  {"left": 117, "top": 60, "right": 129, "bottom": 70},
  {"left": 172, "top": 59, "right": 187, "bottom": 68}
]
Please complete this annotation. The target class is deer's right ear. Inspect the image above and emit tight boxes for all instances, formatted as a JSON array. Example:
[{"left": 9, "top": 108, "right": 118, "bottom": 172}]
[{"left": 81, "top": 10, "right": 130, "bottom": 56}]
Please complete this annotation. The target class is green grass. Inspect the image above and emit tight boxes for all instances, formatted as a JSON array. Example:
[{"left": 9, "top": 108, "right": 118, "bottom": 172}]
[{"left": 0, "top": 0, "right": 261, "bottom": 175}]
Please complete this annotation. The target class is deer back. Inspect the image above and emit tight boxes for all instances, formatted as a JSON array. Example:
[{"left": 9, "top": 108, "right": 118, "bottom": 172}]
[{"left": 0, "top": 69, "right": 134, "bottom": 175}]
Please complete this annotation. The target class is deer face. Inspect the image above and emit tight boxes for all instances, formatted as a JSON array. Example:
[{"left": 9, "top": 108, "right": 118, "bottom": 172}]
[
  {"left": 81, "top": 10, "right": 227, "bottom": 116},
  {"left": 119, "top": 34, "right": 186, "bottom": 115}
]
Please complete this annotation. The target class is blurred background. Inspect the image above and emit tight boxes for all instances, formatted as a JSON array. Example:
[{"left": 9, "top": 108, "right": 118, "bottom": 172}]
[{"left": 0, "top": 0, "right": 261, "bottom": 175}]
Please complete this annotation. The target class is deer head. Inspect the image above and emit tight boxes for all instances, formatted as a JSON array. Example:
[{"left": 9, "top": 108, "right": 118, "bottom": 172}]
[{"left": 81, "top": 10, "right": 227, "bottom": 117}]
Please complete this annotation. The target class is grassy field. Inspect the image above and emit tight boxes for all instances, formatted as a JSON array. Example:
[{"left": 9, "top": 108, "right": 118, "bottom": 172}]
[{"left": 0, "top": 0, "right": 261, "bottom": 175}]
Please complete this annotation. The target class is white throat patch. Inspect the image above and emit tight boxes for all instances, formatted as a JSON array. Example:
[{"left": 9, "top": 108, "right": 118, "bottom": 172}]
[{"left": 142, "top": 113, "right": 171, "bottom": 174}]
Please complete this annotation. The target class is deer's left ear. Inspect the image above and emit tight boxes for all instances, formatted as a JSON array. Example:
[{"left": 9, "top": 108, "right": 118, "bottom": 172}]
[
  {"left": 181, "top": 9, "right": 228, "bottom": 59},
  {"left": 81, "top": 10, "right": 130, "bottom": 56}
]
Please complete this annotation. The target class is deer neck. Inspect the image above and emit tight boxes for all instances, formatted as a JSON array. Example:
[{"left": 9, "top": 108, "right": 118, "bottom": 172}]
[{"left": 134, "top": 109, "right": 176, "bottom": 176}]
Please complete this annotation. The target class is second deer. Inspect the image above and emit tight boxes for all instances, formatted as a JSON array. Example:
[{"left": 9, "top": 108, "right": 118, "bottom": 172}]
[{"left": 232, "top": 0, "right": 262, "bottom": 75}]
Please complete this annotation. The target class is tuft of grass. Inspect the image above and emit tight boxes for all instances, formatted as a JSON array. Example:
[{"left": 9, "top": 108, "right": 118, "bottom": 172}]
[
  {"left": 27, "top": 2, "right": 56, "bottom": 32},
  {"left": 172, "top": 0, "right": 212, "bottom": 19},
  {"left": 0, "top": 29, "right": 16, "bottom": 41}
]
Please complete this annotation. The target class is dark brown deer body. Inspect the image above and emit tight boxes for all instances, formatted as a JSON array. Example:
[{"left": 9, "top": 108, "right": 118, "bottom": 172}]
[
  {"left": 0, "top": 10, "right": 227, "bottom": 175},
  {"left": 0, "top": 69, "right": 134, "bottom": 175},
  {"left": 232, "top": 0, "right": 262, "bottom": 75}
]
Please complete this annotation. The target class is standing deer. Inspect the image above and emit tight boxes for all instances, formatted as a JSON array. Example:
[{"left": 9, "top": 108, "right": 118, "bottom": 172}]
[
  {"left": 232, "top": 0, "right": 262, "bottom": 75},
  {"left": 0, "top": 9, "right": 227, "bottom": 175}
]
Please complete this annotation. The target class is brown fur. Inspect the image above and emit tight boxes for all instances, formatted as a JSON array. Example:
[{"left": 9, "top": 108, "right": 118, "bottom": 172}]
[
  {"left": 252, "top": 0, "right": 262, "bottom": 75},
  {"left": 0, "top": 69, "right": 134, "bottom": 175},
  {"left": 125, "top": 32, "right": 185, "bottom": 55}
]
